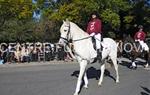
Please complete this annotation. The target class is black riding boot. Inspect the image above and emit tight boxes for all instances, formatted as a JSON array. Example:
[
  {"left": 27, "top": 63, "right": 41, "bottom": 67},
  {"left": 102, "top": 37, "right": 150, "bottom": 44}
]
[
  {"left": 97, "top": 49, "right": 102, "bottom": 62},
  {"left": 91, "top": 49, "right": 102, "bottom": 64}
]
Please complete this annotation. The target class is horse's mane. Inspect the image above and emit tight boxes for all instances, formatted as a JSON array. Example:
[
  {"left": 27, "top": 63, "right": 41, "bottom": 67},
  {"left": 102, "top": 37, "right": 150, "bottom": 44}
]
[{"left": 70, "top": 22, "right": 89, "bottom": 36}]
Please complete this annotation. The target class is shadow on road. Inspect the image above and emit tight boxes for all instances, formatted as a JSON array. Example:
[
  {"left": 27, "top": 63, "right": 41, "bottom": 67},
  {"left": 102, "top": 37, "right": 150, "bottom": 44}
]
[
  {"left": 119, "top": 60, "right": 148, "bottom": 69},
  {"left": 71, "top": 66, "right": 116, "bottom": 81},
  {"left": 141, "top": 86, "right": 150, "bottom": 95},
  {"left": 119, "top": 61, "right": 131, "bottom": 69},
  {"left": 71, "top": 66, "right": 116, "bottom": 94}
]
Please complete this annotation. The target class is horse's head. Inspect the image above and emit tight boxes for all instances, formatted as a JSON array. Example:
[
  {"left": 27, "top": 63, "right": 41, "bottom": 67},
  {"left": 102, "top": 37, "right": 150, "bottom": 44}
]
[{"left": 58, "top": 19, "right": 71, "bottom": 45}]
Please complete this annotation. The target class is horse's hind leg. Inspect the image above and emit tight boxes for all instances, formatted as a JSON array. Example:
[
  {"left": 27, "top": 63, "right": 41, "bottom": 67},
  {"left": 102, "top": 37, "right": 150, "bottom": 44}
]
[
  {"left": 111, "top": 56, "right": 119, "bottom": 83},
  {"left": 144, "top": 62, "right": 149, "bottom": 68},
  {"left": 144, "top": 51, "right": 149, "bottom": 68}
]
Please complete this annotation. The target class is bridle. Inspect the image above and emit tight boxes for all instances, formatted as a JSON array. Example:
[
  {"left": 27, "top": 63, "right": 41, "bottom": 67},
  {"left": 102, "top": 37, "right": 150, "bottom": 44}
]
[
  {"left": 60, "top": 23, "right": 71, "bottom": 44},
  {"left": 60, "top": 22, "right": 91, "bottom": 44}
]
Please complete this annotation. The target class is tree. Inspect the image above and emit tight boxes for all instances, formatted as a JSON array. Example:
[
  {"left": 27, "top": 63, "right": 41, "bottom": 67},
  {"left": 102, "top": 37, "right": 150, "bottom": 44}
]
[
  {"left": 48, "top": 0, "right": 131, "bottom": 38},
  {"left": 0, "top": 0, "right": 149, "bottom": 42},
  {"left": 0, "top": 0, "right": 34, "bottom": 42}
]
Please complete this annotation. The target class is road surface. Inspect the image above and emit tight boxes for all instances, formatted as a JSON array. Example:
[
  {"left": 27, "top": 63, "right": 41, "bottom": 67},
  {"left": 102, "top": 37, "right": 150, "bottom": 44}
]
[{"left": 0, "top": 61, "right": 149, "bottom": 95}]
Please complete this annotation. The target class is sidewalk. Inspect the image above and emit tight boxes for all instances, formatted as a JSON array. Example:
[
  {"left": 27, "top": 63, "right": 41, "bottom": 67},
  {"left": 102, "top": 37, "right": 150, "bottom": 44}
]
[{"left": 0, "top": 60, "right": 77, "bottom": 68}]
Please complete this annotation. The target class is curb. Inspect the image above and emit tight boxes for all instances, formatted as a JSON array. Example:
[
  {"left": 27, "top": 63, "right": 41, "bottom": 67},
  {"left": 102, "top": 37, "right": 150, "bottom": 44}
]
[{"left": 0, "top": 60, "right": 77, "bottom": 68}]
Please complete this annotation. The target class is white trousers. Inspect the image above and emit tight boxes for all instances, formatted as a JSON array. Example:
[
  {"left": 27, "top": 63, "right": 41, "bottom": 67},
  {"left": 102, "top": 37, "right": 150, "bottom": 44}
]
[
  {"left": 136, "top": 40, "right": 149, "bottom": 51},
  {"left": 93, "top": 33, "right": 101, "bottom": 50}
]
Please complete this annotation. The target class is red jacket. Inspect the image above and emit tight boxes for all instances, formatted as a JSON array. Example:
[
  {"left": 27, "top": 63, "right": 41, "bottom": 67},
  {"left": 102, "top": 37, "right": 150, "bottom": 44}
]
[
  {"left": 134, "top": 31, "right": 146, "bottom": 41},
  {"left": 86, "top": 18, "right": 102, "bottom": 35}
]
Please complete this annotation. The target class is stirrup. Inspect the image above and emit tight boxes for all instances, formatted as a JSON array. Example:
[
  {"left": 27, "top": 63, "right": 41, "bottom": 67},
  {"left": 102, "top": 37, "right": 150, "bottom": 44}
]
[{"left": 97, "top": 54, "right": 102, "bottom": 63}]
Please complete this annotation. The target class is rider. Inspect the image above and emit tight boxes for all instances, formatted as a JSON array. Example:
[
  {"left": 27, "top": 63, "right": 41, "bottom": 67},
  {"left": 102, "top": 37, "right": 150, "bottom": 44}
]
[
  {"left": 86, "top": 11, "right": 102, "bottom": 60},
  {"left": 134, "top": 25, "right": 149, "bottom": 52}
]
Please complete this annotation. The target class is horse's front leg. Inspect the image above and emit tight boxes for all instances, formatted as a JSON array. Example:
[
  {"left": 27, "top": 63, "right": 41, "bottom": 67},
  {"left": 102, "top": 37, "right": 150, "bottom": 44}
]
[
  {"left": 74, "top": 60, "right": 87, "bottom": 95},
  {"left": 98, "top": 62, "right": 105, "bottom": 86},
  {"left": 130, "top": 53, "right": 137, "bottom": 69},
  {"left": 83, "top": 71, "right": 88, "bottom": 89}
]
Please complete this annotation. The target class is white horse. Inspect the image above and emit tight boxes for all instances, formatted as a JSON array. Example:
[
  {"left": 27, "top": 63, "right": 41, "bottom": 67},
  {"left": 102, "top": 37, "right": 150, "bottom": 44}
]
[{"left": 58, "top": 20, "right": 119, "bottom": 95}]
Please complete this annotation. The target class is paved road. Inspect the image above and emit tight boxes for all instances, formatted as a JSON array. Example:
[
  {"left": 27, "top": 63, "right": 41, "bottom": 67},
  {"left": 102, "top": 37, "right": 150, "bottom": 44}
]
[{"left": 0, "top": 61, "right": 149, "bottom": 95}]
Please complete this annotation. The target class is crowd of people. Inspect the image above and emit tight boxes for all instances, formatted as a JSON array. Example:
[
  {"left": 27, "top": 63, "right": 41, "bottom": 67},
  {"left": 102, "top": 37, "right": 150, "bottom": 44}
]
[
  {"left": 0, "top": 42, "right": 73, "bottom": 64},
  {"left": 0, "top": 11, "right": 149, "bottom": 65}
]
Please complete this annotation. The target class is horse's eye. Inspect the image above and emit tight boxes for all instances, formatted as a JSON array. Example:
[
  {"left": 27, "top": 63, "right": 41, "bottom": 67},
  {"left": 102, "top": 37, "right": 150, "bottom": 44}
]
[{"left": 64, "top": 30, "right": 67, "bottom": 32}]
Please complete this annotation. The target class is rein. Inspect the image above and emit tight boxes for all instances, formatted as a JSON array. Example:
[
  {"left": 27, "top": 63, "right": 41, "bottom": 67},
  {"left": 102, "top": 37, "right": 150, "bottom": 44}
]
[
  {"left": 73, "top": 36, "right": 91, "bottom": 42},
  {"left": 60, "top": 37, "right": 69, "bottom": 43}
]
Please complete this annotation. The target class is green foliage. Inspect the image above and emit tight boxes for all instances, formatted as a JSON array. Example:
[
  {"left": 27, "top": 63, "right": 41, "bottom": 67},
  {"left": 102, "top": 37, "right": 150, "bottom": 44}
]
[
  {"left": 0, "top": 0, "right": 32, "bottom": 19},
  {"left": 50, "top": 3, "right": 80, "bottom": 22},
  {"left": 101, "top": 9, "right": 120, "bottom": 29},
  {"left": 123, "top": 16, "right": 134, "bottom": 24},
  {"left": 50, "top": 0, "right": 99, "bottom": 24},
  {"left": 0, "top": 0, "right": 150, "bottom": 42},
  {"left": 0, "top": 0, "right": 35, "bottom": 42},
  {"left": 0, "top": 19, "right": 34, "bottom": 42}
]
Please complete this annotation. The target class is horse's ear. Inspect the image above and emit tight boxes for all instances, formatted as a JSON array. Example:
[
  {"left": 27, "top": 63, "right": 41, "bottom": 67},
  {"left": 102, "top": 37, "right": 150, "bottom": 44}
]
[
  {"left": 66, "top": 18, "right": 69, "bottom": 23},
  {"left": 63, "top": 20, "right": 65, "bottom": 23}
]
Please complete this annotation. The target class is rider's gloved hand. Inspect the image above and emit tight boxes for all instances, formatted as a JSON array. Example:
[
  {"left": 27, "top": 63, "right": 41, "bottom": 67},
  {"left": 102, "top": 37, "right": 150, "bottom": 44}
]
[{"left": 90, "top": 33, "right": 95, "bottom": 37}]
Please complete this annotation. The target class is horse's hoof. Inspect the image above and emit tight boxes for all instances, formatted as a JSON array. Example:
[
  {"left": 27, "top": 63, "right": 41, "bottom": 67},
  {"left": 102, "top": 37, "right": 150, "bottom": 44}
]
[
  {"left": 98, "top": 84, "right": 102, "bottom": 87},
  {"left": 144, "top": 64, "right": 149, "bottom": 68},
  {"left": 116, "top": 80, "right": 120, "bottom": 83},
  {"left": 98, "top": 83, "right": 102, "bottom": 87},
  {"left": 73, "top": 93, "right": 78, "bottom": 95},
  {"left": 133, "top": 66, "right": 137, "bottom": 70},
  {"left": 129, "top": 66, "right": 137, "bottom": 70},
  {"left": 84, "top": 85, "right": 88, "bottom": 89}
]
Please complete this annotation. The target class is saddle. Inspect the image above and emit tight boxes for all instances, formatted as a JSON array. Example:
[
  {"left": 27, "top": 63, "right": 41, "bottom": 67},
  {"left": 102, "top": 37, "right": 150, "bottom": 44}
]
[{"left": 91, "top": 37, "right": 103, "bottom": 51}]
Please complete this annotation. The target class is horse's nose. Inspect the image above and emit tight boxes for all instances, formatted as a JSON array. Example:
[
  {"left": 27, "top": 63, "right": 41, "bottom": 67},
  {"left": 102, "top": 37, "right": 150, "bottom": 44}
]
[{"left": 58, "top": 39, "right": 65, "bottom": 45}]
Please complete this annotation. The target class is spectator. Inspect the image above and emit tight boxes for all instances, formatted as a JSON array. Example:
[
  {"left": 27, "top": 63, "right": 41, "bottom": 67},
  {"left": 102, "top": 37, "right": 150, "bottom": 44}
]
[{"left": 0, "top": 51, "right": 4, "bottom": 64}]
